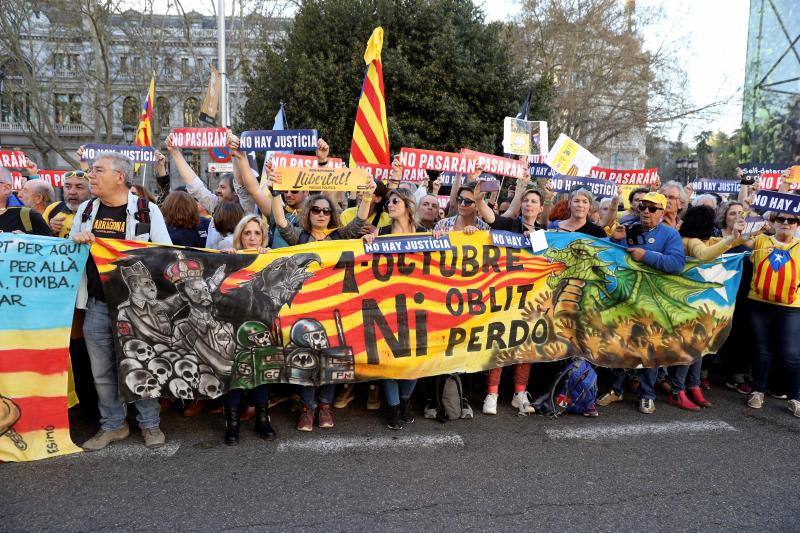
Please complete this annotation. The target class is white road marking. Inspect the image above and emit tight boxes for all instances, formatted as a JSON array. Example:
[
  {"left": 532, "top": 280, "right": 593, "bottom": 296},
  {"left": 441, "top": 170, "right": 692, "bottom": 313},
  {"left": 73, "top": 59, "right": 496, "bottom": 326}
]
[
  {"left": 70, "top": 441, "right": 181, "bottom": 460},
  {"left": 545, "top": 420, "right": 737, "bottom": 440},
  {"left": 278, "top": 434, "right": 464, "bottom": 454}
]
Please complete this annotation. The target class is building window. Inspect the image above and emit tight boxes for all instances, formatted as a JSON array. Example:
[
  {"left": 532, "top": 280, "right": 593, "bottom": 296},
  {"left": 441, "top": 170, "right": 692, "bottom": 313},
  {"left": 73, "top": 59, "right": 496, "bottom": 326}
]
[
  {"left": 54, "top": 93, "right": 82, "bottom": 125},
  {"left": 1, "top": 93, "right": 33, "bottom": 123},
  {"left": 53, "top": 53, "right": 78, "bottom": 71},
  {"left": 183, "top": 97, "right": 199, "bottom": 127},
  {"left": 156, "top": 96, "right": 170, "bottom": 132},
  {"left": 122, "top": 96, "right": 139, "bottom": 128},
  {"left": 119, "top": 56, "right": 128, "bottom": 73},
  {"left": 181, "top": 58, "right": 189, "bottom": 76}
]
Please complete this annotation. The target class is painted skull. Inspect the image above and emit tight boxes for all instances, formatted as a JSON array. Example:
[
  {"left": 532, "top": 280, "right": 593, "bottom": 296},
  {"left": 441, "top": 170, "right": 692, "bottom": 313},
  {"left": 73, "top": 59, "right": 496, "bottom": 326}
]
[
  {"left": 198, "top": 373, "right": 223, "bottom": 399},
  {"left": 147, "top": 357, "right": 173, "bottom": 386},
  {"left": 119, "top": 357, "right": 143, "bottom": 375},
  {"left": 161, "top": 351, "right": 181, "bottom": 363},
  {"left": 123, "top": 339, "right": 156, "bottom": 362},
  {"left": 168, "top": 377, "right": 193, "bottom": 400},
  {"left": 174, "top": 359, "right": 200, "bottom": 388},
  {"left": 125, "top": 369, "right": 160, "bottom": 398},
  {"left": 290, "top": 319, "right": 329, "bottom": 350}
]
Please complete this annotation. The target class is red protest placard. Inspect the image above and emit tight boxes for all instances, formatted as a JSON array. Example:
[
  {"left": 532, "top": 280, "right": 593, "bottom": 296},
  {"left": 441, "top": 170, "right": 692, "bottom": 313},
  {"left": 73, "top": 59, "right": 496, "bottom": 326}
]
[
  {"left": 170, "top": 128, "right": 228, "bottom": 149},
  {"left": 400, "top": 148, "right": 476, "bottom": 174},
  {"left": 269, "top": 154, "right": 345, "bottom": 169},
  {"left": 38, "top": 170, "right": 68, "bottom": 188},
  {"left": 758, "top": 172, "right": 800, "bottom": 191},
  {"left": 590, "top": 167, "right": 660, "bottom": 186},
  {"left": 0, "top": 150, "right": 28, "bottom": 169},
  {"left": 460, "top": 149, "right": 527, "bottom": 179},
  {"left": 11, "top": 171, "right": 24, "bottom": 190},
  {"left": 358, "top": 163, "right": 428, "bottom": 182}
]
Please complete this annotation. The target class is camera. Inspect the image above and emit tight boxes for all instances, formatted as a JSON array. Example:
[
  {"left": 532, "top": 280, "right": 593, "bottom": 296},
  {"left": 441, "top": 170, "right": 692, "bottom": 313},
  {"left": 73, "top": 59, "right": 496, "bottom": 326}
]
[{"left": 625, "top": 222, "right": 645, "bottom": 246}]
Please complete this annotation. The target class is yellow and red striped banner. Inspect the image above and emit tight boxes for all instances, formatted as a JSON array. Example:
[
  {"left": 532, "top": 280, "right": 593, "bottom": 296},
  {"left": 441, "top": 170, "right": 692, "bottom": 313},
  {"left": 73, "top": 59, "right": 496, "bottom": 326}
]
[{"left": 349, "top": 27, "right": 390, "bottom": 168}]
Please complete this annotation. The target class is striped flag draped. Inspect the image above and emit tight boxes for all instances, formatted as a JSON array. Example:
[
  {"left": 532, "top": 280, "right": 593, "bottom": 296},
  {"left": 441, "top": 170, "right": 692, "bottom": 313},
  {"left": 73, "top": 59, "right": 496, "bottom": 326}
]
[
  {"left": 349, "top": 27, "right": 390, "bottom": 167},
  {"left": 135, "top": 74, "right": 155, "bottom": 147}
]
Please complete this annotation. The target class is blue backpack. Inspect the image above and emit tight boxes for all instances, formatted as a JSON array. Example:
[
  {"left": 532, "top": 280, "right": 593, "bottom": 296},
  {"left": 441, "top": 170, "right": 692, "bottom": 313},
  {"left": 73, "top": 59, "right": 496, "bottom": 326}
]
[{"left": 534, "top": 359, "right": 597, "bottom": 417}]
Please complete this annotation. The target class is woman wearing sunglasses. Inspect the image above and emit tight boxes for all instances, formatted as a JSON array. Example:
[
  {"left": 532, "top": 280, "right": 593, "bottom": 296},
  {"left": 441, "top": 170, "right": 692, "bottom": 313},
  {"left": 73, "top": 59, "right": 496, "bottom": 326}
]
[
  {"left": 362, "top": 188, "right": 427, "bottom": 430},
  {"left": 742, "top": 211, "right": 800, "bottom": 417},
  {"left": 271, "top": 178, "right": 377, "bottom": 431}
]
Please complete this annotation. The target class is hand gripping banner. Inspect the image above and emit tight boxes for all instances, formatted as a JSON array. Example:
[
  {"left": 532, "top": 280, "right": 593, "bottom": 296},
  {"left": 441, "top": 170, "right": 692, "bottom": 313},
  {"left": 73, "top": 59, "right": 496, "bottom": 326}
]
[
  {"left": 0, "top": 235, "right": 87, "bottom": 462},
  {"left": 90, "top": 232, "right": 744, "bottom": 403}
]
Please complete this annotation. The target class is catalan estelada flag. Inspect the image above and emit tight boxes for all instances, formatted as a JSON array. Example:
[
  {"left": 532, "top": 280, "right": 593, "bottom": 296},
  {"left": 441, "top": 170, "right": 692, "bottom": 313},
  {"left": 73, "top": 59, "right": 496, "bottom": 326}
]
[
  {"left": 349, "top": 27, "right": 390, "bottom": 167},
  {"left": 0, "top": 235, "right": 87, "bottom": 461},
  {"left": 135, "top": 74, "right": 155, "bottom": 148},
  {"left": 750, "top": 234, "right": 800, "bottom": 306}
]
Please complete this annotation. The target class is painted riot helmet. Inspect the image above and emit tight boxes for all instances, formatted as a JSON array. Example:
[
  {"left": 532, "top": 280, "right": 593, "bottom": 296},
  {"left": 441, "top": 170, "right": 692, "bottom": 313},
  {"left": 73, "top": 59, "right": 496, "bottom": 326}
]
[
  {"left": 290, "top": 318, "right": 329, "bottom": 350},
  {"left": 236, "top": 321, "right": 272, "bottom": 348}
]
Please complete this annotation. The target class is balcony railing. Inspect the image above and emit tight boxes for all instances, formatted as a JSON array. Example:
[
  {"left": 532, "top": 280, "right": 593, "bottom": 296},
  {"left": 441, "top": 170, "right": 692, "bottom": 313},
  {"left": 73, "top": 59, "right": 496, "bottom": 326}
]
[
  {"left": 55, "top": 123, "right": 90, "bottom": 134},
  {"left": 53, "top": 68, "right": 78, "bottom": 79},
  {"left": 0, "top": 121, "right": 25, "bottom": 132}
]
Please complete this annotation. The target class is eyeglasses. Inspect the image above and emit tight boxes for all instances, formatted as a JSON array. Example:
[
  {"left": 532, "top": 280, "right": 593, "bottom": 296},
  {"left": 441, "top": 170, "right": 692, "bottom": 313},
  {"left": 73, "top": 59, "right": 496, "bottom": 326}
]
[
  {"left": 457, "top": 197, "right": 475, "bottom": 206},
  {"left": 283, "top": 190, "right": 301, "bottom": 195},
  {"left": 310, "top": 206, "right": 332, "bottom": 216},
  {"left": 638, "top": 204, "right": 662, "bottom": 213},
  {"left": 774, "top": 216, "right": 799, "bottom": 225},
  {"left": 388, "top": 197, "right": 403, "bottom": 205}
]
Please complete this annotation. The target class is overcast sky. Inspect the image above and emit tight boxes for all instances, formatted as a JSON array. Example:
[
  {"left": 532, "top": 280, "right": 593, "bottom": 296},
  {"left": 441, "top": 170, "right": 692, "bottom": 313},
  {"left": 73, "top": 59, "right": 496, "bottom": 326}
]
[{"left": 162, "top": 0, "right": 750, "bottom": 142}]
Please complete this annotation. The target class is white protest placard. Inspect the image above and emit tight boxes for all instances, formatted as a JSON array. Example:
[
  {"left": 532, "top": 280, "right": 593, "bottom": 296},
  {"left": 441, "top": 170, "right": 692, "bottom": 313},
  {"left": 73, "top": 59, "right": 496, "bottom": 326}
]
[{"left": 546, "top": 134, "right": 599, "bottom": 176}]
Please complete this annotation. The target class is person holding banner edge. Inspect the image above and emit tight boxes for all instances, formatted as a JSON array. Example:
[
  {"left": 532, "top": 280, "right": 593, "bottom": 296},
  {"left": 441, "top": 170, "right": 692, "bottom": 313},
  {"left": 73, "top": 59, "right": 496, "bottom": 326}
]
[
  {"left": 268, "top": 168, "right": 378, "bottom": 431},
  {"left": 363, "top": 187, "right": 428, "bottom": 429}
]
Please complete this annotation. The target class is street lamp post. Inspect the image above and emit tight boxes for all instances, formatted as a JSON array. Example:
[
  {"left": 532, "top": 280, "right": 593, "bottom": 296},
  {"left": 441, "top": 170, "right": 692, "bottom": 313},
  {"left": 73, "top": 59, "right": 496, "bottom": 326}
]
[
  {"left": 688, "top": 159, "right": 698, "bottom": 181},
  {"left": 0, "top": 67, "right": 5, "bottom": 148},
  {"left": 676, "top": 157, "right": 688, "bottom": 185}
]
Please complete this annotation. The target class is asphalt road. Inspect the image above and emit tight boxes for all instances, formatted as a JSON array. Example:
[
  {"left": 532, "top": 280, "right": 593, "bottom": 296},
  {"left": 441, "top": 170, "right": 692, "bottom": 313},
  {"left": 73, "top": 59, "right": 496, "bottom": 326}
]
[{"left": 3, "top": 381, "right": 799, "bottom": 532}]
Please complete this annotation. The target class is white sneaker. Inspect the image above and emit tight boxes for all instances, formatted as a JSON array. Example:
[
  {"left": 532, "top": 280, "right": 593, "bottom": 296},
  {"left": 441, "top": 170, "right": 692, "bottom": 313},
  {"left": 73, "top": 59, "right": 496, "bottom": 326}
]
[
  {"left": 788, "top": 399, "right": 800, "bottom": 418},
  {"left": 511, "top": 391, "right": 536, "bottom": 416},
  {"left": 482, "top": 393, "right": 498, "bottom": 415},
  {"left": 747, "top": 391, "right": 764, "bottom": 409}
]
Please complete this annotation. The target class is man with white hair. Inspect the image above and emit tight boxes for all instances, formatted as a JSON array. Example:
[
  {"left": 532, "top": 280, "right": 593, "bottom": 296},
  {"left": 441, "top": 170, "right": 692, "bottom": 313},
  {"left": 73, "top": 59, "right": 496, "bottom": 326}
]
[
  {"left": 71, "top": 151, "right": 172, "bottom": 451},
  {"left": 659, "top": 180, "right": 686, "bottom": 228},
  {"left": 0, "top": 166, "right": 51, "bottom": 234},
  {"left": 20, "top": 178, "right": 53, "bottom": 214}
]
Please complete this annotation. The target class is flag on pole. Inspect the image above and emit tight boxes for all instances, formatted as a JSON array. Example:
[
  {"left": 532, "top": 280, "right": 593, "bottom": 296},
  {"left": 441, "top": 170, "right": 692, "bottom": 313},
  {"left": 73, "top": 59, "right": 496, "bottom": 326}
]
[
  {"left": 135, "top": 74, "right": 155, "bottom": 147},
  {"left": 349, "top": 27, "right": 390, "bottom": 167}
]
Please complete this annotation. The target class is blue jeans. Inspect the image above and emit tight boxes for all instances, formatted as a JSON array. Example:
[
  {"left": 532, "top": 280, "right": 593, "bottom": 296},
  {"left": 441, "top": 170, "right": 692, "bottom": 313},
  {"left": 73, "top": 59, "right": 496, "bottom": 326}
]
[
  {"left": 382, "top": 379, "right": 417, "bottom": 407},
  {"left": 668, "top": 359, "right": 702, "bottom": 393},
  {"left": 83, "top": 299, "right": 160, "bottom": 430},
  {"left": 300, "top": 384, "right": 335, "bottom": 410},
  {"left": 609, "top": 368, "right": 658, "bottom": 400},
  {"left": 225, "top": 384, "right": 268, "bottom": 407},
  {"left": 750, "top": 301, "right": 800, "bottom": 401}
]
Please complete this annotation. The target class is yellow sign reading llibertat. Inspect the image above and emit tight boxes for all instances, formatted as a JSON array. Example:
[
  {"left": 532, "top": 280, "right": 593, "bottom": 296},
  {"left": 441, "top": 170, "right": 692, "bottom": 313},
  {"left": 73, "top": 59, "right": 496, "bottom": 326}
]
[{"left": 273, "top": 166, "right": 371, "bottom": 192}]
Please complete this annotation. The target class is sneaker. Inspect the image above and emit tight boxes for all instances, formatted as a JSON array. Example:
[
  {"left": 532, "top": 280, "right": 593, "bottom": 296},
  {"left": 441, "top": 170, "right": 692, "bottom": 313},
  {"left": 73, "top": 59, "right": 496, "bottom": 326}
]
[
  {"left": 511, "top": 391, "right": 536, "bottom": 415},
  {"left": 400, "top": 399, "right": 415, "bottom": 424},
  {"left": 725, "top": 381, "right": 752, "bottom": 395},
  {"left": 747, "top": 391, "right": 765, "bottom": 409},
  {"left": 582, "top": 405, "right": 599, "bottom": 417},
  {"left": 387, "top": 406, "right": 404, "bottom": 430},
  {"left": 334, "top": 384, "right": 356, "bottom": 409},
  {"left": 141, "top": 426, "right": 165, "bottom": 449},
  {"left": 699, "top": 377, "right": 711, "bottom": 390},
  {"left": 668, "top": 391, "right": 701, "bottom": 412},
  {"left": 768, "top": 390, "right": 788, "bottom": 400},
  {"left": 482, "top": 393, "right": 498, "bottom": 415},
  {"left": 639, "top": 398, "right": 656, "bottom": 414},
  {"left": 367, "top": 385, "right": 381, "bottom": 410},
  {"left": 318, "top": 403, "right": 334, "bottom": 428},
  {"left": 596, "top": 390, "right": 623, "bottom": 407},
  {"left": 82, "top": 423, "right": 130, "bottom": 451},
  {"left": 296, "top": 407, "right": 313, "bottom": 432},
  {"left": 423, "top": 402, "right": 437, "bottom": 419},
  {"left": 788, "top": 399, "right": 800, "bottom": 418}
]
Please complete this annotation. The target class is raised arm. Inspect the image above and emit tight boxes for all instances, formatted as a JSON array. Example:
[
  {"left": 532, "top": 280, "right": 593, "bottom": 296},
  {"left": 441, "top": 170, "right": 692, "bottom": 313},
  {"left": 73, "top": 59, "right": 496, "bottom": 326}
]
[
  {"left": 166, "top": 133, "right": 219, "bottom": 214},
  {"left": 474, "top": 182, "right": 496, "bottom": 224},
  {"left": 502, "top": 174, "right": 529, "bottom": 218}
]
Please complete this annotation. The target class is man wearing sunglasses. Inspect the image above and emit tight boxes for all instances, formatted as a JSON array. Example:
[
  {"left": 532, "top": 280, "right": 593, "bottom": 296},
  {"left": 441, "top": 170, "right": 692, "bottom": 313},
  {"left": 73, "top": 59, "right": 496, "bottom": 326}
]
[
  {"left": 602, "top": 191, "right": 686, "bottom": 415},
  {"left": 43, "top": 170, "right": 92, "bottom": 238}
]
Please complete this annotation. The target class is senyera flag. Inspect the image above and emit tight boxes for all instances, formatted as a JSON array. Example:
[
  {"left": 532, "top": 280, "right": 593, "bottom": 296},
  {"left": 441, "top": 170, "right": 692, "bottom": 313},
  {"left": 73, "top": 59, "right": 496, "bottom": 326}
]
[
  {"left": 349, "top": 27, "right": 390, "bottom": 168},
  {"left": 0, "top": 234, "right": 88, "bottom": 462}
]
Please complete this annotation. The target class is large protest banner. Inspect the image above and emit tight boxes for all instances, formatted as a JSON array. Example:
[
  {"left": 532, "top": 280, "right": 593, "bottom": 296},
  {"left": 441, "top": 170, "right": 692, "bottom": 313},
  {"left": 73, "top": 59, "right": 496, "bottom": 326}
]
[
  {"left": 0, "top": 235, "right": 87, "bottom": 462},
  {"left": 90, "top": 232, "right": 743, "bottom": 403},
  {"left": 82, "top": 144, "right": 158, "bottom": 164}
]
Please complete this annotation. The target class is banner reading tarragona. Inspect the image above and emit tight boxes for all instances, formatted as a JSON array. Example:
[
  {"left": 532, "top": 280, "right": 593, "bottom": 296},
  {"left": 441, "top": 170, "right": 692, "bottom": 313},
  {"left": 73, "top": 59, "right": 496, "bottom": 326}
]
[
  {"left": 0, "top": 234, "right": 87, "bottom": 462},
  {"left": 89, "top": 232, "right": 745, "bottom": 403}
]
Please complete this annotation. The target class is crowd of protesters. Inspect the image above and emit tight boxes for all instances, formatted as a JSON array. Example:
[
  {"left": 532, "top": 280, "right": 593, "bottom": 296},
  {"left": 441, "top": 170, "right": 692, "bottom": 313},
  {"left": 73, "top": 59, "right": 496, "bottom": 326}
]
[{"left": 1, "top": 130, "right": 798, "bottom": 451}]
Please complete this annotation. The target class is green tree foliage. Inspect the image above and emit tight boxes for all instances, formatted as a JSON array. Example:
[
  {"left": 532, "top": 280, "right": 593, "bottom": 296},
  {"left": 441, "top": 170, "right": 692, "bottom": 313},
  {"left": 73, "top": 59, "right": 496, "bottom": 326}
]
[{"left": 239, "top": 0, "right": 524, "bottom": 158}]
